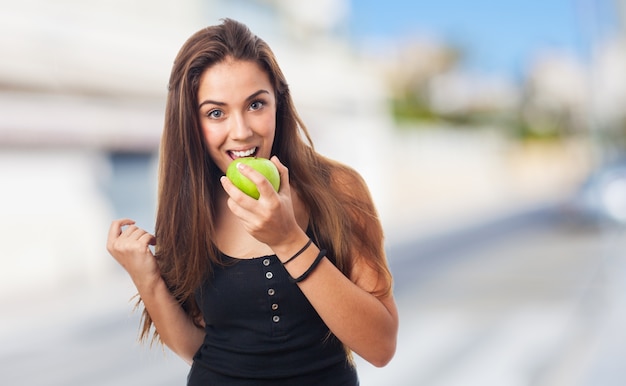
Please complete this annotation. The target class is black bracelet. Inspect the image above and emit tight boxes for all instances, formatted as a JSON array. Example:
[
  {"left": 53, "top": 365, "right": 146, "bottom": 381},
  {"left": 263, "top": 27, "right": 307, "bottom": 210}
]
[
  {"left": 290, "top": 249, "right": 326, "bottom": 283},
  {"left": 283, "top": 238, "right": 312, "bottom": 264}
]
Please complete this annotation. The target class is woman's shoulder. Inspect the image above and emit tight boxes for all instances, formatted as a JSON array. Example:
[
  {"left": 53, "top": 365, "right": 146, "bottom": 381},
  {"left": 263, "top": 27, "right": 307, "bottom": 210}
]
[
  {"left": 318, "top": 156, "right": 372, "bottom": 202},
  {"left": 330, "top": 161, "right": 368, "bottom": 192},
  {"left": 319, "top": 155, "right": 365, "bottom": 186}
]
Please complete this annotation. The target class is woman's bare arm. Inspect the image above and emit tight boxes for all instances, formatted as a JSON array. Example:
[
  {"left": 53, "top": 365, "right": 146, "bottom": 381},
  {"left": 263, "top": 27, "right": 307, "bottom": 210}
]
[
  {"left": 274, "top": 233, "right": 398, "bottom": 367},
  {"left": 106, "top": 219, "right": 205, "bottom": 364}
]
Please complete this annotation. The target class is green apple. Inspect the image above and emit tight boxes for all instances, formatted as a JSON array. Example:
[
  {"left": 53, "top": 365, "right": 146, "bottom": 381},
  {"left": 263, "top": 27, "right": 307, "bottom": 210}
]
[{"left": 226, "top": 157, "right": 280, "bottom": 199}]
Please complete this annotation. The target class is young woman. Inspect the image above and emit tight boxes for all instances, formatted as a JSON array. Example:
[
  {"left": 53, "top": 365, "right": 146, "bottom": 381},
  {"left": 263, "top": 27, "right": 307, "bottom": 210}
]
[{"left": 106, "top": 18, "right": 398, "bottom": 385}]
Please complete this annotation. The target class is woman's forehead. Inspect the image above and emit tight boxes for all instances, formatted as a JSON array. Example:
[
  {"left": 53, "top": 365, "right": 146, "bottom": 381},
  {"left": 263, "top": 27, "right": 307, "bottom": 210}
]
[{"left": 197, "top": 60, "right": 274, "bottom": 102}]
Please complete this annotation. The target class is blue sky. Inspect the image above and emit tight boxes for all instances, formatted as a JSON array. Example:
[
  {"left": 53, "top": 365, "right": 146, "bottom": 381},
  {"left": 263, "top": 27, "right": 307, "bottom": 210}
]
[{"left": 349, "top": 0, "right": 620, "bottom": 79}]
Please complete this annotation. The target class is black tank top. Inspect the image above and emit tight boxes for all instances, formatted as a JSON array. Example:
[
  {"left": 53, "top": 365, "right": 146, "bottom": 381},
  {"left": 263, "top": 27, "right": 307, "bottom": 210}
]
[{"left": 187, "top": 252, "right": 359, "bottom": 385}]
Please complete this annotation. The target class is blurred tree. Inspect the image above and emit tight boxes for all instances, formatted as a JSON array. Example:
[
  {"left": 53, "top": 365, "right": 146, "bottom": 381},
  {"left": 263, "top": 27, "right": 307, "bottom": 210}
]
[{"left": 382, "top": 39, "right": 462, "bottom": 124}]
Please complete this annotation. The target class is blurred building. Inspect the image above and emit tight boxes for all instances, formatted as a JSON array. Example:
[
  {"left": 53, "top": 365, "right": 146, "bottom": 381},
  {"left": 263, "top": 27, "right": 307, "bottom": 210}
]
[
  {"left": 0, "top": 0, "right": 391, "bottom": 153},
  {"left": 0, "top": 0, "right": 207, "bottom": 297},
  {"left": 0, "top": 0, "right": 207, "bottom": 150}
]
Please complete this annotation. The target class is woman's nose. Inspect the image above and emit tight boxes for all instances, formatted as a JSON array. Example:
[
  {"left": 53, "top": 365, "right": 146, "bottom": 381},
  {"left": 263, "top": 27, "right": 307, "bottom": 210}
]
[{"left": 229, "top": 113, "right": 253, "bottom": 140}]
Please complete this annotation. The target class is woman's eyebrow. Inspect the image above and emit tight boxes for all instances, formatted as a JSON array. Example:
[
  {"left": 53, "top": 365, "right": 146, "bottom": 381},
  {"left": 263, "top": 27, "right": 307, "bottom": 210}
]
[
  {"left": 198, "top": 89, "right": 270, "bottom": 109},
  {"left": 245, "top": 89, "right": 270, "bottom": 102},
  {"left": 198, "top": 99, "right": 225, "bottom": 109}
]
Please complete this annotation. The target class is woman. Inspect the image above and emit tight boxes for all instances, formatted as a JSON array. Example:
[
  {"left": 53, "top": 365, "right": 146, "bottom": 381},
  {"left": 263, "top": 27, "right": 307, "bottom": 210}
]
[{"left": 106, "top": 18, "right": 398, "bottom": 385}]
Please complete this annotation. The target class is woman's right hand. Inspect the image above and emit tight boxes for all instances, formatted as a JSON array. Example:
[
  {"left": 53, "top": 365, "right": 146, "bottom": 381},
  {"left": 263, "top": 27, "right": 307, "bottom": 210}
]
[
  {"left": 107, "top": 219, "right": 205, "bottom": 362},
  {"left": 106, "top": 218, "right": 160, "bottom": 289}
]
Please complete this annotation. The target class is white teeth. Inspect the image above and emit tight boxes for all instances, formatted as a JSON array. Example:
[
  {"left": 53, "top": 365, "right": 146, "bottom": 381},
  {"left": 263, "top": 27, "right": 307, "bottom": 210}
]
[{"left": 231, "top": 147, "right": 257, "bottom": 158}]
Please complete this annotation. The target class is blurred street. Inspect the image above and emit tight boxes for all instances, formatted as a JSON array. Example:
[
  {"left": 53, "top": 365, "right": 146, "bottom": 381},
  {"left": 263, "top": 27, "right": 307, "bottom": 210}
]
[
  {"left": 361, "top": 208, "right": 626, "bottom": 386},
  {"left": 2, "top": 204, "right": 626, "bottom": 386}
]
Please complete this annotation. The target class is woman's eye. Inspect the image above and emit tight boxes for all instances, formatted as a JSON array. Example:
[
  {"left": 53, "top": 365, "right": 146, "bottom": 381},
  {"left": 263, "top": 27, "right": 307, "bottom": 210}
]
[
  {"left": 208, "top": 109, "right": 223, "bottom": 119},
  {"left": 249, "top": 101, "right": 264, "bottom": 111}
]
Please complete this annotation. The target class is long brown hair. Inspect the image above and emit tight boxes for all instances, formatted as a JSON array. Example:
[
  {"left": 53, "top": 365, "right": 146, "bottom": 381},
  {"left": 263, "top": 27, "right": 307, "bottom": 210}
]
[{"left": 139, "top": 18, "right": 392, "bottom": 342}]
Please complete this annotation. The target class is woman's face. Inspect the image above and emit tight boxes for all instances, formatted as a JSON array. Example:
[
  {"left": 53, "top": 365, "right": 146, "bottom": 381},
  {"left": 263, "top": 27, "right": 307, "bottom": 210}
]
[{"left": 197, "top": 59, "right": 277, "bottom": 174}]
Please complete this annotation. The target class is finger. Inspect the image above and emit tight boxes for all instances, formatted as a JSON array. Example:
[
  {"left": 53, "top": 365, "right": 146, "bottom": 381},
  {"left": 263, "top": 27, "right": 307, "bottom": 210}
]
[
  {"left": 225, "top": 194, "right": 247, "bottom": 218},
  {"left": 270, "top": 155, "right": 283, "bottom": 169},
  {"left": 220, "top": 175, "right": 251, "bottom": 202},
  {"left": 236, "top": 162, "right": 264, "bottom": 185},
  {"left": 107, "top": 218, "right": 136, "bottom": 245},
  {"left": 271, "top": 156, "right": 290, "bottom": 193},
  {"left": 221, "top": 176, "right": 261, "bottom": 221},
  {"left": 236, "top": 163, "right": 278, "bottom": 199},
  {"left": 127, "top": 226, "right": 155, "bottom": 243},
  {"left": 110, "top": 218, "right": 136, "bottom": 236},
  {"left": 121, "top": 224, "right": 141, "bottom": 239},
  {"left": 138, "top": 232, "right": 157, "bottom": 249}
]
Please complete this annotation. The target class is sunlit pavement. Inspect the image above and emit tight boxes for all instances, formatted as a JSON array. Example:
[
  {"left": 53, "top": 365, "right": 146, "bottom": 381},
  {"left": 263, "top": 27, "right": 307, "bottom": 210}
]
[{"left": 2, "top": 208, "right": 626, "bottom": 386}]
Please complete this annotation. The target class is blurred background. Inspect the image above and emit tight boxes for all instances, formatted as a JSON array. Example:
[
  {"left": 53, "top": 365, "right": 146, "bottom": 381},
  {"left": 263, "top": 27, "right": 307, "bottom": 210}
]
[{"left": 1, "top": 0, "right": 626, "bottom": 385}]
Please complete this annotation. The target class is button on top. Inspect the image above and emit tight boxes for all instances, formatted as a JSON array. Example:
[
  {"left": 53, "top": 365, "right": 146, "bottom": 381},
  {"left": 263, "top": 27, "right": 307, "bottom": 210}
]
[
  {"left": 267, "top": 288, "right": 275, "bottom": 296},
  {"left": 262, "top": 258, "right": 271, "bottom": 266},
  {"left": 265, "top": 272, "right": 273, "bottom": 279}
]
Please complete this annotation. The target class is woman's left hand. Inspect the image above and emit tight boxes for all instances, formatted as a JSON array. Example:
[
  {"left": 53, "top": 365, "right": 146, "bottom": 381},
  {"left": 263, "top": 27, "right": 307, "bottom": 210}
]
[{"left": 220, "top": 156, "right": 301, "bottom": 248}]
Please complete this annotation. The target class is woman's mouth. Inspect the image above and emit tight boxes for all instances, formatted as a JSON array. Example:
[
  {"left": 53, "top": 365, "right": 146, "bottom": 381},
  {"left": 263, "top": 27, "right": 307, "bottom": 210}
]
[{"left": 229, "top": 147, "right": 257, "bottom": 159}]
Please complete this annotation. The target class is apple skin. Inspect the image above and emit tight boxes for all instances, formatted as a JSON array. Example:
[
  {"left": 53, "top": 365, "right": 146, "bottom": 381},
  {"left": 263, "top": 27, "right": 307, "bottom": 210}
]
[{"left": 226, "top": 157, "right": 280, "bottom": 199}]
